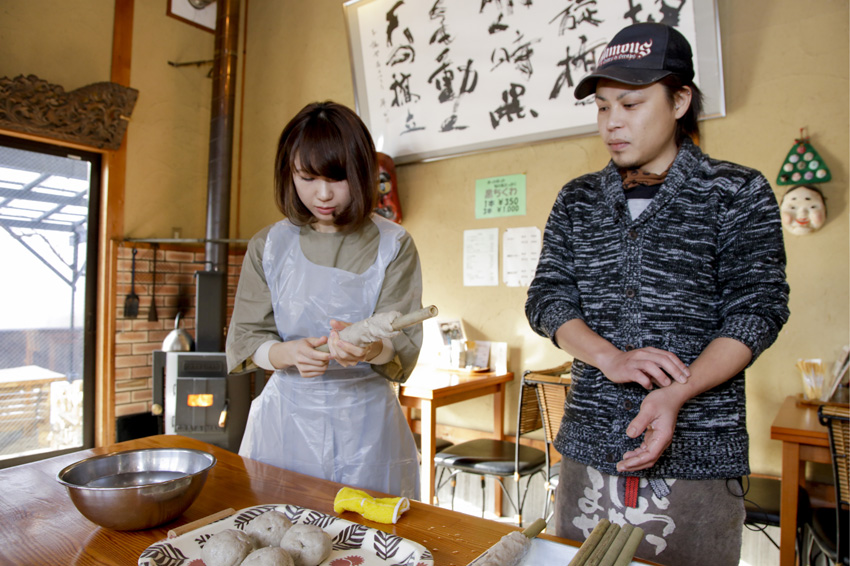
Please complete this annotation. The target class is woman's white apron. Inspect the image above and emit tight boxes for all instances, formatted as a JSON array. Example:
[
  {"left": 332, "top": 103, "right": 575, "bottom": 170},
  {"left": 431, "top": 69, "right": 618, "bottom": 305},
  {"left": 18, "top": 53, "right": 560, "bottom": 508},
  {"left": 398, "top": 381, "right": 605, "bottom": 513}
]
[{"left": 238, "top": 215, "right": 420, "bottom": 499}]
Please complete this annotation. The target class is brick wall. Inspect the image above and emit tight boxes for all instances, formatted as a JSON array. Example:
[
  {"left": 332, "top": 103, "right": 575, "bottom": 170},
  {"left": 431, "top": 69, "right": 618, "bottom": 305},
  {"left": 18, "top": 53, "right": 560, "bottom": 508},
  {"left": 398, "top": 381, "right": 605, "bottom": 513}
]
[{"left": 114, "top": 245, "right": 245, "bottom": 417}]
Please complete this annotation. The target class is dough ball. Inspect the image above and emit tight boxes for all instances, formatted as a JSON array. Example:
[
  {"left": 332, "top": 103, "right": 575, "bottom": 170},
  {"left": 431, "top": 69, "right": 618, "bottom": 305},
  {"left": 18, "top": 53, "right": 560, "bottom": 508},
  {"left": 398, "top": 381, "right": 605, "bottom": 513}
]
[
  {"left": 279, "top": 524, "right": 332, "bottom": 566},
  {"left": 201, "top": 529, "right": 257, "bottom": 566},
  {"left": 246, "top": 510, "right": 293, "bottom": 547},
  {"left": 241, "top": 547, "right": 295, "bottom": 566}
]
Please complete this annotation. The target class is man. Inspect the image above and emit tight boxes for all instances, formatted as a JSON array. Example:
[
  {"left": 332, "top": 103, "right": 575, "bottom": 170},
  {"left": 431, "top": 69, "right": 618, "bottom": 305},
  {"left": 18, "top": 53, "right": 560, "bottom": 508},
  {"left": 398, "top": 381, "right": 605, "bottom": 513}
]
[{"left": 525, "top": 23, "right": 789, "bottom": 565}]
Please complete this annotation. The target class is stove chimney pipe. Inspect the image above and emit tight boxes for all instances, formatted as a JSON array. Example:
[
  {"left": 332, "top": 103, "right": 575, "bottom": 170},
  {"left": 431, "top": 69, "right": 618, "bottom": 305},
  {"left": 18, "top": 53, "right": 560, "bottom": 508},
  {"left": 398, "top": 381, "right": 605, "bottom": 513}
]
[
  {"left": 197, "top": 0, "right": 239, "bottom": 353},
  {"left": 204, "top": 0, "right": 239, "bottom": 272}
]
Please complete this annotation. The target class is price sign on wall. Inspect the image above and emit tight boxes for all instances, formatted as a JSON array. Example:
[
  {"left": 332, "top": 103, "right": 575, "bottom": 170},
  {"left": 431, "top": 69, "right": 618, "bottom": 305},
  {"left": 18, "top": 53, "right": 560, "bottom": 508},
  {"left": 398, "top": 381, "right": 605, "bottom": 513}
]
[{"left": 475, "top": 174, "right": 526, "bottom": 219}]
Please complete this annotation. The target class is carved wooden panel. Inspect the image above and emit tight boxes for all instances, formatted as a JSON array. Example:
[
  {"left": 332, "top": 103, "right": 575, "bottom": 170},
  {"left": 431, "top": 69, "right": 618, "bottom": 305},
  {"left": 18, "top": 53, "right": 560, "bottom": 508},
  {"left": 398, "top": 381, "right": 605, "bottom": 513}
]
[{"left": 0, "top": 74, "right": 138, "bottom": 150}]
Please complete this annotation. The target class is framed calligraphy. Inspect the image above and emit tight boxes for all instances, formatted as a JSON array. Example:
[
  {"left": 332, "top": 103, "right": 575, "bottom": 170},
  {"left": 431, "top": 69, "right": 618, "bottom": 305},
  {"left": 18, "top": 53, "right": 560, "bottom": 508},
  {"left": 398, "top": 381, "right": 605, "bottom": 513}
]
[{"left": 343, "top": 0, "right": 724, "bottom": 164}]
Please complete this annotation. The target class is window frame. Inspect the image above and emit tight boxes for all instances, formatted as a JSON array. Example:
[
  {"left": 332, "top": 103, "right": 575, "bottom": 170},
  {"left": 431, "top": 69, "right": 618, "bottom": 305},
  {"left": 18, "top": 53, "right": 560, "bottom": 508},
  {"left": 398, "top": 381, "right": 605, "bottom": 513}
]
[{"left": 0, "top": 133, "right": 100, "bottom": 468}]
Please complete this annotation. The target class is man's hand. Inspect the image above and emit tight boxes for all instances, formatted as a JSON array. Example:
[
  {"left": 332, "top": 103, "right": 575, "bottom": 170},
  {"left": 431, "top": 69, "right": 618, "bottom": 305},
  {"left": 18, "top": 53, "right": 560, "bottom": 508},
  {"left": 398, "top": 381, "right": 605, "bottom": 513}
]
[
  {"left": 554, "top": 319, "right": 689, "bottom": 389},
  {"left": 327, "top": 319, "right": 382, "bottom": 367},
  {"left": 616, "top": 387, "right": 685, "bottom": 472},
  {"left": 598, "top": 347, "right": 690, "bottom": 389},
  {"left": 269, "top": 337, "right": 331, "bottom": 378}
]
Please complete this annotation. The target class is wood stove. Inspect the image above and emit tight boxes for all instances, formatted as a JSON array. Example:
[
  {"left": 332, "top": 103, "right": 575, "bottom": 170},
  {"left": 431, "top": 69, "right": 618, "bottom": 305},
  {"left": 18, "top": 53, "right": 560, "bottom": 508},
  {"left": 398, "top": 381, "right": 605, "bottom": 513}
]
[{"left": 152, "top": 351, "right": 264, "bottom": 452}]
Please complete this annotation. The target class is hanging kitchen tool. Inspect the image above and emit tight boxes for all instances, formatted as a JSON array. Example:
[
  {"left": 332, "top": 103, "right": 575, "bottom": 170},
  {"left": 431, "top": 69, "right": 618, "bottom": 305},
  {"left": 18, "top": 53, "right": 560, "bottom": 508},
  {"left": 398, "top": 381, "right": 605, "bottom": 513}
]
[
  {"left": 124, "top": 248, "right": 140, "bottom": 319},
  {"left": 148, "top": 244, "right": 159, "bottom": 322},
  {"left": 162, "top": 312, "right": 195, "bottom": 352}
]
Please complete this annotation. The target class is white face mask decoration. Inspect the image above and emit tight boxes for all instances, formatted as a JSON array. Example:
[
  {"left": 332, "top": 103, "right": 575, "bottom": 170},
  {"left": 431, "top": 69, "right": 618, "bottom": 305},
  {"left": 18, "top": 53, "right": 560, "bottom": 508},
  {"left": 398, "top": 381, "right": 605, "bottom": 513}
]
[{"left": 780, "top": 185, "right": 827, "bottom": 236}]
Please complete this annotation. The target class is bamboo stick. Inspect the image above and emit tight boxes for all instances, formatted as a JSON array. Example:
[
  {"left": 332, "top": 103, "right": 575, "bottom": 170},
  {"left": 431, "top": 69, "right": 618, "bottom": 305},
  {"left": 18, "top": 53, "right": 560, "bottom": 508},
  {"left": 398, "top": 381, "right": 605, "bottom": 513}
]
[
  {"left": 586, "top": 522, "right": 621, "bottom": 566},
  {"left": 391, "top": 305, "right": 439, "bottom": 330},
  {"left": 598, "top": 524, "right": 634, "bottom": 566},
  {"left": 568, "top": 519, "right": 611, "bottom": 566},
  {"left": 611, "top": 526, "right": 644, "bottom": 566}
]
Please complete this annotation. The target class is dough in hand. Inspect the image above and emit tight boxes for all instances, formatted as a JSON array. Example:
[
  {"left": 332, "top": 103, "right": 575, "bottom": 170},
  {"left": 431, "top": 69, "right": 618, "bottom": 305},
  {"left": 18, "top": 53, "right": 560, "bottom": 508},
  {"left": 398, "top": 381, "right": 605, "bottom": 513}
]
[
  {"left": 279, "top": 524, "right": 332, "bottom": 566},
  {"left": 338, "top": 311, "right": 400, "bottom": 346},
  {"left": 241, "top": 546, "right": 296, "bottom": 566},
  {"left": 201, "top": 529, "right": 257, "bottom": 566},
  {"left": 246, "top": 510, "right": 293, "bottom": 547}
]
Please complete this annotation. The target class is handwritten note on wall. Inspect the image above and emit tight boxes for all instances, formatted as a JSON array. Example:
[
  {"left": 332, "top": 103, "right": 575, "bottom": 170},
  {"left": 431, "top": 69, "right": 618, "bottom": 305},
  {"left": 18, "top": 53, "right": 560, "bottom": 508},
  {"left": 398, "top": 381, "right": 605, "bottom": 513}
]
[
  {"left": 503, "top": 227, "right": 541, "bottom": 287},
  {"left": 463, "top": 228, "right": 499, "bottom": 287},
  {"left": 346, "top": 0, "right": 705, "bottom": 163}
]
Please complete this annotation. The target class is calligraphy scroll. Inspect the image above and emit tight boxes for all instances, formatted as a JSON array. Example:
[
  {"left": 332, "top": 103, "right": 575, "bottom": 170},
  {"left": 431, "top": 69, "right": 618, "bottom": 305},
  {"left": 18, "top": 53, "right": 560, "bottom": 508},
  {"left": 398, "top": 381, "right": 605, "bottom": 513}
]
[{"left": 344, "top": 0, "right": 723, "bottom": 164}]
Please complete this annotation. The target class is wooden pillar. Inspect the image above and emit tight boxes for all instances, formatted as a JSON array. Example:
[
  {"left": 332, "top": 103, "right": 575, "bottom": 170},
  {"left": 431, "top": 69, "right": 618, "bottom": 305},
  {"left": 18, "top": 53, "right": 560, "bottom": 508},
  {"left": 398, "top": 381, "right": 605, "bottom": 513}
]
[{"left": 95, "top": 0, "right": 133, "bottom": 447}]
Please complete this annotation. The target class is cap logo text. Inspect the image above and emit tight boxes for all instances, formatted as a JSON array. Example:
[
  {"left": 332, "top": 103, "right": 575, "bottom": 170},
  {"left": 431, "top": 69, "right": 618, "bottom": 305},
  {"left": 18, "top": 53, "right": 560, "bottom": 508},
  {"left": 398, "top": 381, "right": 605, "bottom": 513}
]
[{"left": 597, "top": 39, "right": 653, "bottom": 67}]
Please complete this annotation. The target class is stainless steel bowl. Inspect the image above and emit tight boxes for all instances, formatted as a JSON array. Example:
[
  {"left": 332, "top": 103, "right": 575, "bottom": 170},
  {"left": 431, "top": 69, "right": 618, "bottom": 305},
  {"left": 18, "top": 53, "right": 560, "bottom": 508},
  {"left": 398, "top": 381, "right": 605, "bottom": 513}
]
[{"left": 56, "top": 447, "right": 216, "bottom": 531}]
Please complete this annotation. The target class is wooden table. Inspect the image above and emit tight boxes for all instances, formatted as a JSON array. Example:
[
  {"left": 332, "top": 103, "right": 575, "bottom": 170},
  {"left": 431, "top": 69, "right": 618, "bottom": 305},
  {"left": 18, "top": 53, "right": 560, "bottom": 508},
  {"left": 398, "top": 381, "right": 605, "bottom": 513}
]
[
  {"left": 0, "top": 433, "right": 594, "bottom": 566},
  {"left": 397, "top": 368, "right": 514, "bottom": 505},
  {"left": 770, "top": 395, "right": 831, "bottom": 566}
]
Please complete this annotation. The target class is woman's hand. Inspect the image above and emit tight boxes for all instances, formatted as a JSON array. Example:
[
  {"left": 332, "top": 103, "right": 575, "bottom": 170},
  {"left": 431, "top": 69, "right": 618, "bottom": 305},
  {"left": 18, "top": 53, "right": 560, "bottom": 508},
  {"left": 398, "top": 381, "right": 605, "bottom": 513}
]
[
  {"left": 269, "top": 337, "right": 331, "bottom": 378},
  {"left": 327, "top": 319, "right": 383, "bottom": 367}
]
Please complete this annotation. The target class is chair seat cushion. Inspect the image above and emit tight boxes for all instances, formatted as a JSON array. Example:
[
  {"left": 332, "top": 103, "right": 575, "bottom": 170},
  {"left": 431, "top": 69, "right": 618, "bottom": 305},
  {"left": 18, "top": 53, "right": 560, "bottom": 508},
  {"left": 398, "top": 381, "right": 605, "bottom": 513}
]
[{"left": 434, "top": 438, "right": 546, "bottom": 476}]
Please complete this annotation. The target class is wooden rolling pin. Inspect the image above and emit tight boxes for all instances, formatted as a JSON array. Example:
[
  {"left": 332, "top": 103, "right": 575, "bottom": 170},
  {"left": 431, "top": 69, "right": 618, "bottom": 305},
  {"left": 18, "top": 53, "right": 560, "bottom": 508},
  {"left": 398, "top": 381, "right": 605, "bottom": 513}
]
[
  {"left": 167, "top": 508, "right": 235, "bottom": 538},
  {"left": 315, "top": 305, "right": 439, "bottom": 353}
]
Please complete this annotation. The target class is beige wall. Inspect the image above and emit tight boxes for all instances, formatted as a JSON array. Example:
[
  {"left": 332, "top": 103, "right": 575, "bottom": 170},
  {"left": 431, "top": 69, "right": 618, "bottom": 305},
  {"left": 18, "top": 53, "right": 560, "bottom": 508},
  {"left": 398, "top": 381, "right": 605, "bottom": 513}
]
[
  {"left": 122, "top": 1, "right": 215, "bottom": 239},
  {"left": 5, "top": 0, "right": 849, "bottom": 477},
  {"left": 0, "top": 1, "right": 114, "bottom": 90}
]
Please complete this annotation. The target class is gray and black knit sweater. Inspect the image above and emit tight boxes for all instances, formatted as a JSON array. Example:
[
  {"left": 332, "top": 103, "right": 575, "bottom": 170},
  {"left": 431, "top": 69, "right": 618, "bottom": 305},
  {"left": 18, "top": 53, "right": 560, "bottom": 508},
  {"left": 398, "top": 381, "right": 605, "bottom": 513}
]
[{"left": 525, "top": 139, "right": 790, "bottom": 479}]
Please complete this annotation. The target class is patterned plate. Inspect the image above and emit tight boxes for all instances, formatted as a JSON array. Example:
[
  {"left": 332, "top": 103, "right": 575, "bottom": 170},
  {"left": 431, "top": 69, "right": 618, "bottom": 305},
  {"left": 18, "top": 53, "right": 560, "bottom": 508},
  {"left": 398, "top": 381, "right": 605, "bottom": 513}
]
[{"left": 139, "top": 504, "right": 434, "bottom": 566}]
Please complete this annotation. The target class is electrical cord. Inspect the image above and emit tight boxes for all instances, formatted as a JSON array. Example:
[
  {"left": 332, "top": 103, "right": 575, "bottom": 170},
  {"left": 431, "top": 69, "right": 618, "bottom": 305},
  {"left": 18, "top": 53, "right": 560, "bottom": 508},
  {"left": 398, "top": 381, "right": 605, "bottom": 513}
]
[{"left": 726, "top": 476, "right": 781, "bottom": 549}]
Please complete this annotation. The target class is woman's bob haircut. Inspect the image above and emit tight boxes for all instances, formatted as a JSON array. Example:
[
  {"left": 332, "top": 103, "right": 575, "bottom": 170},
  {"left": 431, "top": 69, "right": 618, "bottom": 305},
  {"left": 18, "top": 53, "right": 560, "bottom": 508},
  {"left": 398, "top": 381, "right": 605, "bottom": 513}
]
[{"left": 274, "top": 101, "right": 378, "bottom": 232}]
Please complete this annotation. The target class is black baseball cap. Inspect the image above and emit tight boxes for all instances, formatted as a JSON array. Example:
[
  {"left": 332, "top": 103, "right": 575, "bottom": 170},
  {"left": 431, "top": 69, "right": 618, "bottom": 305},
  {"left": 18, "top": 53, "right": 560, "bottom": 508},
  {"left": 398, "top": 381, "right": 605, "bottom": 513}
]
[{"left": 574, "top": 23, "right": 695, "bottom": 100}]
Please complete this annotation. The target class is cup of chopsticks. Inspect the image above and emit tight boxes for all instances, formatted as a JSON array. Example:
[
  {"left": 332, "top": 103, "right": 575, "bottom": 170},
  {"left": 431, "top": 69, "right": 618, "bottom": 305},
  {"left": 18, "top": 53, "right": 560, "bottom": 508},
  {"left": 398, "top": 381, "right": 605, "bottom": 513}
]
[{"left": 797, "top": 358, "right": 826, "bottom": 401}]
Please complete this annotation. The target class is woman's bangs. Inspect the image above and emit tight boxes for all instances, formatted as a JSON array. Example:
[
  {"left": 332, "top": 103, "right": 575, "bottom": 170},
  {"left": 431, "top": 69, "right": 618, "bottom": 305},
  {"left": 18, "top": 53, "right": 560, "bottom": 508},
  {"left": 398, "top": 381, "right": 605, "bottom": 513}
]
[{"left": 293, "top": 121, "right": 347, "bottom": 181}]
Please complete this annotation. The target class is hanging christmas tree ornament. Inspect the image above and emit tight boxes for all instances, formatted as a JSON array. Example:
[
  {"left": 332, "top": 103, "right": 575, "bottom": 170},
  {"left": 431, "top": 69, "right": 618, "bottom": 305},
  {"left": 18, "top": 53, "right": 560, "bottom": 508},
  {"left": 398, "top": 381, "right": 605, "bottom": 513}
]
[{"left": 776, "top": 128, "right": 832, "bottom": 185}]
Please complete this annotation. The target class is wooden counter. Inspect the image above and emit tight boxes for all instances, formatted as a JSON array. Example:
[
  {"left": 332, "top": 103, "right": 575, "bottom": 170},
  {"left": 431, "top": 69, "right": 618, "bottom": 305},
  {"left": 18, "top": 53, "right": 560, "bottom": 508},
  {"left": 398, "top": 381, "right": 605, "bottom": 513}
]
[{"left": 0, "top": 433, "right": 605, "bottom": 566}]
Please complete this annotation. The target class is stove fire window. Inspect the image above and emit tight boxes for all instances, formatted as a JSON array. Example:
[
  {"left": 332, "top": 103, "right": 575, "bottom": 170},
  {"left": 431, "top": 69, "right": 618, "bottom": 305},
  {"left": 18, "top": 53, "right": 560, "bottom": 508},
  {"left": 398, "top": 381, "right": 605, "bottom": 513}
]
[{"left": 175, "top": 377, "right": 226, "bottom": 433}]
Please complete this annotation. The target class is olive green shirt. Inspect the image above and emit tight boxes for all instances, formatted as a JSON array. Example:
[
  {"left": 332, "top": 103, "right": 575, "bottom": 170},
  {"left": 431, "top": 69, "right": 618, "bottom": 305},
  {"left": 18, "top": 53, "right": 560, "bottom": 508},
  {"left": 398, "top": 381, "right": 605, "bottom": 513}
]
[{"left": 226, "top": 219, "right": 423, "bottom": 383}]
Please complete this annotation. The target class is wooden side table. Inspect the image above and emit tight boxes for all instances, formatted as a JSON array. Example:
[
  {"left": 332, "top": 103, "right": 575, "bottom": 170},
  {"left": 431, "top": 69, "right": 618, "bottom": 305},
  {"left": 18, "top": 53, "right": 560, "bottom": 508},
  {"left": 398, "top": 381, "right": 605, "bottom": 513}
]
[
  {"left": 770, "top": 395, "right": 831, "bottom": 566},
  {"left": 397, "top": 368, "right": 514, "bottom": 505}
]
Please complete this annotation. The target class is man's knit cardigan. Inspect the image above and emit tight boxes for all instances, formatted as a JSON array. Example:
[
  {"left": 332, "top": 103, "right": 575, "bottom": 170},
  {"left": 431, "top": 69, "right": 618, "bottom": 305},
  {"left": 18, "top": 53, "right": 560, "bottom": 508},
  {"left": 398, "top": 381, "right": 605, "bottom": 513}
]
[{"left": 525, "top": 139, "right": 790, "bottom": 479}]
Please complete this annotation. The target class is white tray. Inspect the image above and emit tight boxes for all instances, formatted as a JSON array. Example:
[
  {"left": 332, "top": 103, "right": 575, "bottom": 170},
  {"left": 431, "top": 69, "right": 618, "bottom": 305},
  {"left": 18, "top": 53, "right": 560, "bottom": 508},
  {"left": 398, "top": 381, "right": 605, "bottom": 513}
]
[{"left": 138, "top": 504, "right": 434, "bottom": 566}]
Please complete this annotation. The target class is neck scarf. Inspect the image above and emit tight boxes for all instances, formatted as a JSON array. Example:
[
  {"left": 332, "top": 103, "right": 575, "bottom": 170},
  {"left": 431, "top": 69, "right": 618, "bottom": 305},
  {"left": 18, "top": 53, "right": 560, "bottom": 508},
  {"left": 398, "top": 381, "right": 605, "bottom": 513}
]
[{"left": 620, "top": 168, "right": 669, "bottom": 190}]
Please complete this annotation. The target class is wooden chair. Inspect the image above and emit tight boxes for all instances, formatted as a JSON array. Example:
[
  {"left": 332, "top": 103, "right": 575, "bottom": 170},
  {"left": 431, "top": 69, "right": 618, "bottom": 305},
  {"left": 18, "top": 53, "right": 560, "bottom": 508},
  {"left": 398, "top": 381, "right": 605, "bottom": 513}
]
[
  {"left": 804, "top": 404, "right": 849, "bottom": 565},
  {"left": 521, "top": 362, "right": 571, "bottom": 522},
  {"left": 433, "top": 369, "right": 550, "bottom": 525}
]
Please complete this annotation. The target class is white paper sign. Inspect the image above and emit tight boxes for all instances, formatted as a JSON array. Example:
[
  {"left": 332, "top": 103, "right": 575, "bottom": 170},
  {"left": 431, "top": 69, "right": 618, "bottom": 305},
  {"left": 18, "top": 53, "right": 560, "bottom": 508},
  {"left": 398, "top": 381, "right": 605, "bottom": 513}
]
[
  {"left": 463, "top": 228, "right": 499, "bottom": 287},
  {"left": 503, "top": 226, "right": 541, "bottom": 287}
]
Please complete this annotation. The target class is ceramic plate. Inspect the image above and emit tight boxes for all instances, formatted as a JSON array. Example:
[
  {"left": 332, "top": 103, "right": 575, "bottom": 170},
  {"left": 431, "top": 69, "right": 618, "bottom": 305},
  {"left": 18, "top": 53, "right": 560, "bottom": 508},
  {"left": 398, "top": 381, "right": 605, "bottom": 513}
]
[{"left": 139, "top": 504, "right": 434, "bottom": 566}]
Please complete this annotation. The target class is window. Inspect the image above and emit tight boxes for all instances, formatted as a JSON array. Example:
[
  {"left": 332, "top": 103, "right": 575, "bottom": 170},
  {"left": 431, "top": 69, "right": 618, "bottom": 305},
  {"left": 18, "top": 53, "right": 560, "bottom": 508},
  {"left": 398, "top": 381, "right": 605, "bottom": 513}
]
[{"left": 0, "top": 134, "right": 99, "bottom": 467}]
